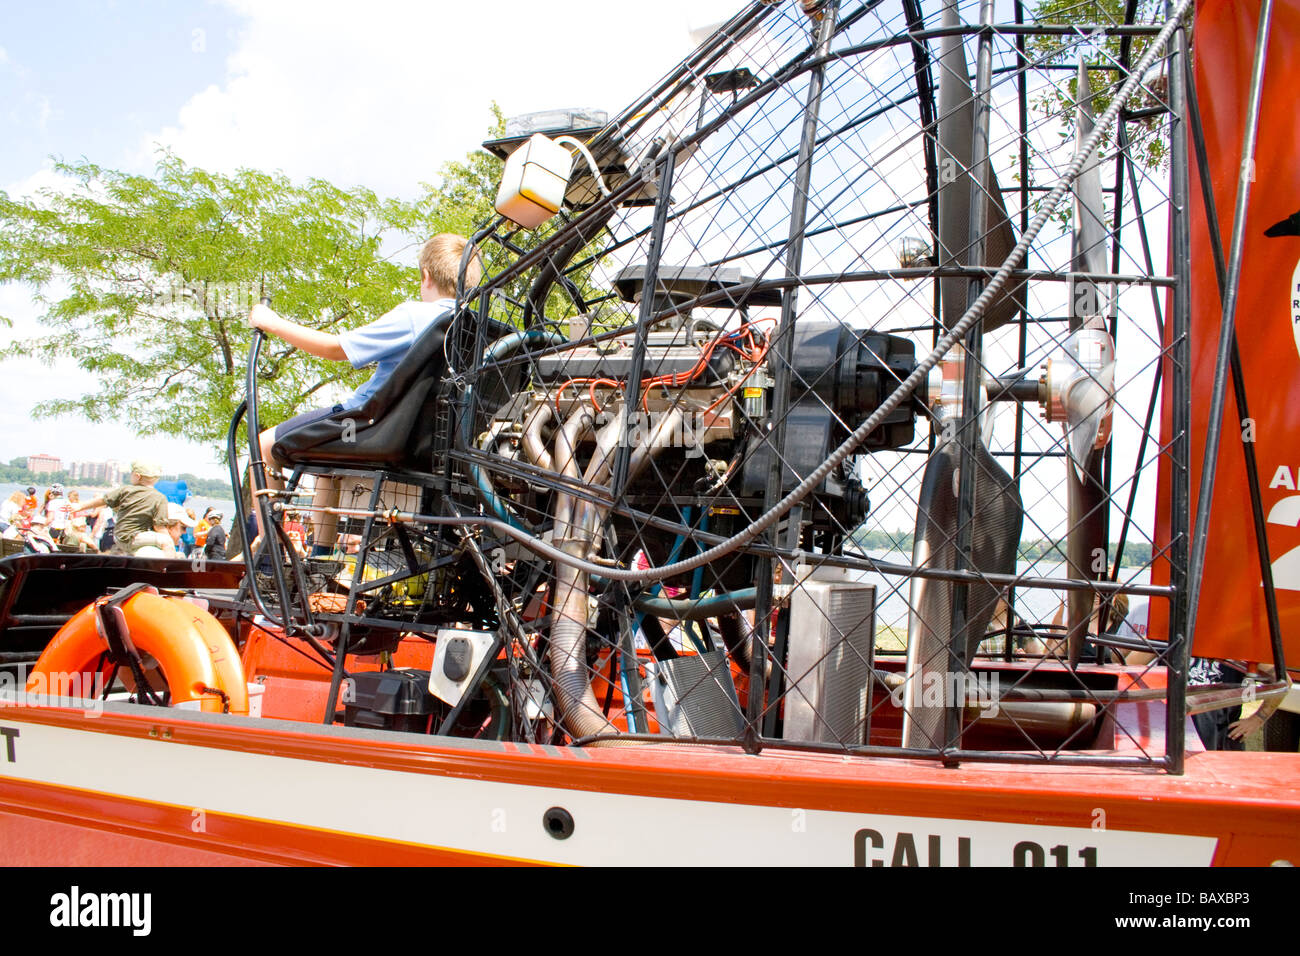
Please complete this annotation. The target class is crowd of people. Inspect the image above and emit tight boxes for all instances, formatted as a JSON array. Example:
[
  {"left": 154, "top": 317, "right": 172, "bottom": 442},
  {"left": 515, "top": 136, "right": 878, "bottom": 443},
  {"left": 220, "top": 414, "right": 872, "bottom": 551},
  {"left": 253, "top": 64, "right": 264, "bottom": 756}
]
[{"left": 0, "top": 460, "right": 228, "bottom": 559}]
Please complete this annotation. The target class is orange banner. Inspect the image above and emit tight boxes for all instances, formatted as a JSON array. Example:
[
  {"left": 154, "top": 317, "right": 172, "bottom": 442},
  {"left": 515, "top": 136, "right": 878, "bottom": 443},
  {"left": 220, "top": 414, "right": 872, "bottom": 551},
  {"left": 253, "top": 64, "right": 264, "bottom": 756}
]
[{"left": 1151, "top": 0, "right": 1300, "bottom": 666}]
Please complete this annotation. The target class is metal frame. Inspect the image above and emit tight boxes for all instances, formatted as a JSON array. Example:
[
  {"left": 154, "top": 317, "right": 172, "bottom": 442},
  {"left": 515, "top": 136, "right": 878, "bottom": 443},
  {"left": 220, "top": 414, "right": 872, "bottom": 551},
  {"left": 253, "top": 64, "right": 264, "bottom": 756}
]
[{"left": 221, "top": 0, "right": 1285, "bottom": 773}]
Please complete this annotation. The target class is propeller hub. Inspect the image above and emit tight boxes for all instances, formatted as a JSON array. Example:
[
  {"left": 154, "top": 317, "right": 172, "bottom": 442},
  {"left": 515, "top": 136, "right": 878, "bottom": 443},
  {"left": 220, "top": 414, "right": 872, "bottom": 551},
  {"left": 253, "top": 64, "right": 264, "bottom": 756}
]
[{"left": 1042, "top": 326, "right": 1116, "bottom": 472}]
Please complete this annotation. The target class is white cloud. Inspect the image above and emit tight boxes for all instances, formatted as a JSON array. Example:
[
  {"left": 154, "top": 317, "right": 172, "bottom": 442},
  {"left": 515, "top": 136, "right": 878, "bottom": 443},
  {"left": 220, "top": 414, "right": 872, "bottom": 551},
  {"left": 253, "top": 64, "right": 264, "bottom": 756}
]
[{"left": 139, "top": 0, "right": 743, "bottom": 196}]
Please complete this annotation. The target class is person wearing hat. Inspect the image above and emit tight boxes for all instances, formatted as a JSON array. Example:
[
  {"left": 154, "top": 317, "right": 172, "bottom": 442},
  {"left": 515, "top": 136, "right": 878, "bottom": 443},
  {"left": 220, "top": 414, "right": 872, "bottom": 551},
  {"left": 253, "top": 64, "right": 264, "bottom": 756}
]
[
  {"left": 132, "top": 502, "right": 198, "bottom": 556},
  {"left": 202, "top": 510, "right": 227, "bottom": 560},
  {"left": 74, "top": 460, "right": 169, "bottom": 554},
  {"left": 194, "top": 507, "right": 212, "bottom": 550}
]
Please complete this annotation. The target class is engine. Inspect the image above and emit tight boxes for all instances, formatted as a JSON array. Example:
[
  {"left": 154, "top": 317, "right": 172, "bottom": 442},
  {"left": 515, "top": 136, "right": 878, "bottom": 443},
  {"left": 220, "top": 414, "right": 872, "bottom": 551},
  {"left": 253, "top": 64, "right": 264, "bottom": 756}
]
[{"left": 478, "top": 265, "right": 923, "bottom": 593}]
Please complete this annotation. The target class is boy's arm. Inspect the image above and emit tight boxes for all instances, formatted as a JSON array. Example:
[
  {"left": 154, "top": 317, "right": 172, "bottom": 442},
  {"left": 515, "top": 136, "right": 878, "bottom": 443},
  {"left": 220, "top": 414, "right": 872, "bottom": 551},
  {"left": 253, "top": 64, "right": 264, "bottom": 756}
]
[
  {"left": 77, "top": 495, "right": 107, "bottom": 513},
  {"left": 250, "top": 305, "right": 347, "bottom": 361}
]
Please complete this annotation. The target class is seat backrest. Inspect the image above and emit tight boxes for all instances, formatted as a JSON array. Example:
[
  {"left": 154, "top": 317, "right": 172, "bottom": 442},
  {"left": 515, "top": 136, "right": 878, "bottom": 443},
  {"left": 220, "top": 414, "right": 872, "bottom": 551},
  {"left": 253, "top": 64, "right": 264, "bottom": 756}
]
[
  {"left": 351, "top": 308, "right": 457, "bottom": 424},
  {"left": 271, "top": 309, "right": 522, "bottom": 472},
  {"left": 272, "top": 309, "right": 457, "bottom": 470}
]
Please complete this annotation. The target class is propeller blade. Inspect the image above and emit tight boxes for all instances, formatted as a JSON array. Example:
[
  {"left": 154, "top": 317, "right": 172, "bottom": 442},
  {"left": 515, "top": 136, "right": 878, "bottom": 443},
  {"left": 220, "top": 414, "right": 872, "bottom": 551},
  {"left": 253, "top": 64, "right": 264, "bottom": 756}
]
[
  {"left": 937, "top": 1, "right": 1025, "bottom": 332},
  {"left": 1064, "top": 57, "right": 1112, "bottom": 666},
  {"left": 1062, "top": 338, "right": 1115, "bottom": 477},
  {"left": 1066, "top": 450, "right": 1107, "bottom": 665},
  {"left": 1070, "top": 57, "right": 1109, "bottom": 329},
  {"left": 903, "top": 408, "right": 1023, "bottom": 749}
]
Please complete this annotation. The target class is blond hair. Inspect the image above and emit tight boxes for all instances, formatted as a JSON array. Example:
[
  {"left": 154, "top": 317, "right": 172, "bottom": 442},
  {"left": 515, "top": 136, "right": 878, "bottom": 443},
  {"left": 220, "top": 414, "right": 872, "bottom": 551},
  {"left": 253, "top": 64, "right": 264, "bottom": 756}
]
[{"left": 419, "top": 233, "right": 481, "bottom": 296}]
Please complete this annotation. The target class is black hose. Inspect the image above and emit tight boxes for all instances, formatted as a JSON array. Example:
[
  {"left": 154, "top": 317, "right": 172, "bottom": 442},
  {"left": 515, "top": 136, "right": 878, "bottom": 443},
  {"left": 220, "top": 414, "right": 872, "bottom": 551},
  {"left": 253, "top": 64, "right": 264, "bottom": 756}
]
[{"left": 640, "top": 613, "right": 678, "bottom": 662}]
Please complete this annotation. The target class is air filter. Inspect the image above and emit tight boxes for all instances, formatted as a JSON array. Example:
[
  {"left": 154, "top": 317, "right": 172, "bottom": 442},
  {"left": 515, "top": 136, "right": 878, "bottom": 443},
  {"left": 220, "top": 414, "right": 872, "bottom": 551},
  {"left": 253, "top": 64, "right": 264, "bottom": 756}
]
[
  {"left": 653, "top": 650, "right": 745, "bottom": 738},
  {"left": 784, "top": 568, "right": 876, "bottom": 744}
]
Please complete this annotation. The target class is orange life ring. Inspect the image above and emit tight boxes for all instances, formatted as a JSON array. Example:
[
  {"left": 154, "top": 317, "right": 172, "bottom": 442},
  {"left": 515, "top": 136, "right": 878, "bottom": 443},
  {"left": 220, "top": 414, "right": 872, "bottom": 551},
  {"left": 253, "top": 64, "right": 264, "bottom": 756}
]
[{"left": 26, "top": 592, "right": 249, "bottom": 715}]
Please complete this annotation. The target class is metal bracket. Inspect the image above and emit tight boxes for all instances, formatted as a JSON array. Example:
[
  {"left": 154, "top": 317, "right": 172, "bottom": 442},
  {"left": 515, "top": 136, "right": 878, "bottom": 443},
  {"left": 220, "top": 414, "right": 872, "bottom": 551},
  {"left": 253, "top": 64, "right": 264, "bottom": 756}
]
[{"left": 93, "top": 584, "right": 164, "bottom": 706}]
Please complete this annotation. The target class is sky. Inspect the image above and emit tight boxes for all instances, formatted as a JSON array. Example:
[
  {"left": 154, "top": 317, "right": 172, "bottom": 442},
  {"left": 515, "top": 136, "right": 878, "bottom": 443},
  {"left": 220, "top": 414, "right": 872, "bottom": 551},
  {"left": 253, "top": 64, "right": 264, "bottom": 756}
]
[{"left": 0, "top": 0, "right": 741, "bottom": 477}]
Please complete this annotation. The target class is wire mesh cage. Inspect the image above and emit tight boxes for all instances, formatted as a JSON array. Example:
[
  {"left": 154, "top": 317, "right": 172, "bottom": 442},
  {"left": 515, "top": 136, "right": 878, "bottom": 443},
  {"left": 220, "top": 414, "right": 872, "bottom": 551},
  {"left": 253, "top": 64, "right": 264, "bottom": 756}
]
[
  {"left": 427, "top": 0, "right": 1197, "bottom": 766},
  {"left": 246, "top": 0, "right": 1210, "bottom": 770}
]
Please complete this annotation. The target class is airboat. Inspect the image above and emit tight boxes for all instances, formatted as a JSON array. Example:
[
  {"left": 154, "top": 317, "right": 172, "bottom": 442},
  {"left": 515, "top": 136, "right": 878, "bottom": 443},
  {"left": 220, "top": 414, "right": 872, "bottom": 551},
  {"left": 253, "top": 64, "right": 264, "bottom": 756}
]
[{"left": 1, "top": 0, "right": 1298, "bottom": 866}]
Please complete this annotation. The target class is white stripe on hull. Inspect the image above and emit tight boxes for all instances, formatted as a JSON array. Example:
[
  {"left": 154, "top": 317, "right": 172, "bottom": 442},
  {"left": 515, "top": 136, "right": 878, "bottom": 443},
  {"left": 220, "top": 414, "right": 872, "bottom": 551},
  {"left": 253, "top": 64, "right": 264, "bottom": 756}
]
[{"left": 0, "top": 716, "right": 1217, "bottom": 865}]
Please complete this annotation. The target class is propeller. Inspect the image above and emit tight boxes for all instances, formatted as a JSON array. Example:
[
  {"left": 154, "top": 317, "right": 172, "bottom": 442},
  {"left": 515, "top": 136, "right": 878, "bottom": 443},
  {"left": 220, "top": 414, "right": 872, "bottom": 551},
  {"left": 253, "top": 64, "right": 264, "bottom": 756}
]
[
  {"left": 902, "top": 2, "right": 1025, "bottom": 749},
  {"left": 1059, "top": 59, "right": 1116, "bottom": 666}
]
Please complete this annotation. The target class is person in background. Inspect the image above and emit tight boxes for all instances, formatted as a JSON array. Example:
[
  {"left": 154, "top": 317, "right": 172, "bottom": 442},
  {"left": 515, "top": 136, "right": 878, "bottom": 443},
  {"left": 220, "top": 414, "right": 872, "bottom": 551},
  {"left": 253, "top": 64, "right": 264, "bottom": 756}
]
[
  {"left": 1033, "top": 593, "right": 1130, "bottom": 663},
  {"left": 64, "top": 491, "right": 98, "bottom": 551},
  {"left": 20, "top": 523, "right": 58, "bottom": 553},
  {"left": 132, "top": 503, "right": 198, "bottom": 556},
  {"left": 23, "top": 486, "right": 37, "bottom": 513},
  {"left": 1182, "top": 658, "right": 1284, "bottom": 750},
  {"left": 44, "top": 483, "right": 73, "bottom": 545},
  {"left": 195, "top": 508, "right": 212, "bottom": 551},
  {"left": 179, "top": 508, "right": 198, "bottom": 555},
  {"left": 95, "top": 509, "right": 116, "bottom": 553},
  {"left": 0, "top": 490, "right": 25, "bottom": 530},
  {"left": 1223, "top": 664, "right": 1283, "bottom": 743},
  {"left": 74, "top": 460, "right": 169, "bottom": 555},
  {"left": 202, "top": 512, "right": 227, "bottom": 560},
  {"left": 1122, "top": 598, "right": 1278, "bottom": 749}
]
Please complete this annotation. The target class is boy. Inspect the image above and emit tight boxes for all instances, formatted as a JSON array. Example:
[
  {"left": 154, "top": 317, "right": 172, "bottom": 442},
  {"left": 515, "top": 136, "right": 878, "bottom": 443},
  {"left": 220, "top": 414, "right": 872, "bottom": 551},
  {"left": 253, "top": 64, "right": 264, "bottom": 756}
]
[
  {"left": 74, "top": 461, "right": 169, "bottom": 554},
  {"left": 249, "top": 233, "right": 481, "bottom": 549}
]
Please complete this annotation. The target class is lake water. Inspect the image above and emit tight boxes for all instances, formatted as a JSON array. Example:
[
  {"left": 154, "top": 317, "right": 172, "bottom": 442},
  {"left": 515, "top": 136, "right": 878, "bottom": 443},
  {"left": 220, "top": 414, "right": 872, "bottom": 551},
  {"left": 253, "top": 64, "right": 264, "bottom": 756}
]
[{"left": 852, "top": 549, "right": 1152, "bottom": 635}]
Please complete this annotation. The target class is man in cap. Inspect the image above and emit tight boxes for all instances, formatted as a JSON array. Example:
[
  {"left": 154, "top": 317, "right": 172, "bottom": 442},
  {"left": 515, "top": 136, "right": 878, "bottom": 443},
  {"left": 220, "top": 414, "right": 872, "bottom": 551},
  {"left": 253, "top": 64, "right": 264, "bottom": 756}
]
[{"left": 74, "top": 460, "right": 169, "bottom": 554}]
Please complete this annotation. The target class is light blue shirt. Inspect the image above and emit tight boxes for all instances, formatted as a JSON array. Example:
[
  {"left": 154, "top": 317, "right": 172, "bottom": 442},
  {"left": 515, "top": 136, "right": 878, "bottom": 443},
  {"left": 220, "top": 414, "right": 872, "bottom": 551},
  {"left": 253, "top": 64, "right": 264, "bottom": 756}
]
[{"left": 338, "top": 298, "right": 454, "bottom": 407}]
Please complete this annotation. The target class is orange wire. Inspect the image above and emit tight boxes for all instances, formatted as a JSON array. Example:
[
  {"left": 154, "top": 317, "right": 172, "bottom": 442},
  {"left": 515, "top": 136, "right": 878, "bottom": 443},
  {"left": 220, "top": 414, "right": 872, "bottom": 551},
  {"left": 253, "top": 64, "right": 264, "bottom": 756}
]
[
  {"left": 554, "top": 323, "right": 774, "bottom": 419},
  {"left": 588, "top": 378, "right": 621, "bottom": 412}
]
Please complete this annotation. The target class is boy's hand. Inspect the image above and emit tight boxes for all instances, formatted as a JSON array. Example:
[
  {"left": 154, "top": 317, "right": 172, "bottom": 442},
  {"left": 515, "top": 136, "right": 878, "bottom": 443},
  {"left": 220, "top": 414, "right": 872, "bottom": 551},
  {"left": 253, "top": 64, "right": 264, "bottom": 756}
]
[{"left": 249, "top": 303, "right": 281, "bottom": 331}]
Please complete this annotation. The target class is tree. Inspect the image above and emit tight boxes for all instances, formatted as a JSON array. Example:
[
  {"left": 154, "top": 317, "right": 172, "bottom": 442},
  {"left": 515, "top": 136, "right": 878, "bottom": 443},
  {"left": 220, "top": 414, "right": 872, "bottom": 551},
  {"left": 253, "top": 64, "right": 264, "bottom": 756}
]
[
  {"left": 1028, "top": 0, "right": 1168, "bottom": 172},
  {"left": 0, "top": 113, "right": 515, "bottom": 453},
  {"left": 0, "top": 107, "right": 607, "bottom": 456},
  {"left": 0, "top": 152, "right": 428, "bottom": 449}
]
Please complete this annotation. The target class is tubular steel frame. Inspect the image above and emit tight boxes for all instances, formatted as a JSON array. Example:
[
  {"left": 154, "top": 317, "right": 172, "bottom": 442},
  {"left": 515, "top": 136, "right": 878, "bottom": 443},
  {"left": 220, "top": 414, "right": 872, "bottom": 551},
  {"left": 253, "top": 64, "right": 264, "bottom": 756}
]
[{"left": 228, "top": 0, "right": 1288, "bottom": 774}]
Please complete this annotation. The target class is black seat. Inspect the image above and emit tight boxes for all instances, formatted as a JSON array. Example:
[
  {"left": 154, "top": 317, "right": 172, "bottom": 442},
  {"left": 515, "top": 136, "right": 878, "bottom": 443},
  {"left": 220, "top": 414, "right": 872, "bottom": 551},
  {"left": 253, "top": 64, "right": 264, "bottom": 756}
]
[
  {"left": 272, "top": 309, "right": 522, "bottom": 472},
  {"left": 272, "top": 308, "right": 458, "bottom": 471}
]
